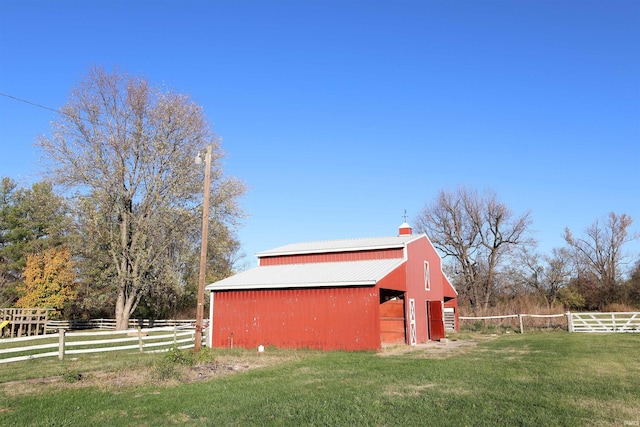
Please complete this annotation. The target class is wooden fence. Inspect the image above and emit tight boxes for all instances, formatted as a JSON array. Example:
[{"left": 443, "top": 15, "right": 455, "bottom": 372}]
[
  {"left": 0, "top": 326, "right": 198, "bottom": 364},
  {"left": 1, "top": 308, "right": 52, "bottom": 337},
  {"left": 459, "top": 311, "right": 640, "bottom": 333},
  {"left": 568, "top": 312, "right": 640, "bottom": 333},
  {"left": 459, "top": 313, "right": 568, "bottom": 333}
]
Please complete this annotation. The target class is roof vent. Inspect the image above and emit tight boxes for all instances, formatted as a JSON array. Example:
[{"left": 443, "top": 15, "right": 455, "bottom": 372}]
[{"left": 399, "top": 222, "right": 412, "bottom": 235}]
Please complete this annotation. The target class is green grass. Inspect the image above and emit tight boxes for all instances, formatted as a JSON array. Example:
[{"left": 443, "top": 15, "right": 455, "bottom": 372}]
[{"left": 1, "top": 333, "right": 638, "bottom": 426}]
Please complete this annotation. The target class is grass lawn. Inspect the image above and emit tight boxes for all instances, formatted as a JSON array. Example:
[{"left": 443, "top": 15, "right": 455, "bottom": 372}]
[{"left": 0, "top": 332, "right": 638, "bottom": 426}]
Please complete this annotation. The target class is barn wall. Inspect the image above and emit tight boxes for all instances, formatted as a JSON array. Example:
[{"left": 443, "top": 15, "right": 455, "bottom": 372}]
[
  {"left": 259, "top": 248, "right": 404, "bottom": 266},
  {"left": 405, "top": 237, "right": 446, "bottom": 343},
  {"left": 377, "top": 263, "right": 406, "bottom": 291},
  {"left": 211, "top": 287, "right": 380, "bottom": 351}
]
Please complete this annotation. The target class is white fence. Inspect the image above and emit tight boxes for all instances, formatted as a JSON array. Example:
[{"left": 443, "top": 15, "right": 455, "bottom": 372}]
[
  {"left": 459, "top": 312, "right": 640, "bottom": 333},
  {"left": 568, "top": 312, "right": 640, "bottom": 333},
  {"left": 0, "top": 326, "right": 198, "bottom": 364},
  {"left": 45, "top": 318, "right": 195, "bottom": 332},
  {"left": 459, "top": 313, "right": 568, "bottom": 333}
]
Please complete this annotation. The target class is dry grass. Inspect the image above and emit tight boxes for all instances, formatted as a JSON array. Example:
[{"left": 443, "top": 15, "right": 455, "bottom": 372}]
[
  {"left": 379, "top": 339, "right": 480, "bottom": 359},
  {"left": 384, "top": 383, "right": 436, "bottom": 397},
  {"left": 0, "top": 348, "right": 302, "bottom": 397}
]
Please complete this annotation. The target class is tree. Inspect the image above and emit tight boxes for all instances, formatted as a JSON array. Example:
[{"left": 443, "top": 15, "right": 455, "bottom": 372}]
[
  {"left": 624, "top": 260, "right": 640, "bottom": 308},
  {"left": 15, "top": 246, "right": 76, "bottom": 318},
  {"left": 564, "top": 212, "right": 638, "bottom": 308},
  {"left": 0, "top": 178, "right": 69, "bottom": 306},
  {"left": 37, "top": 66, "right": 246, "bottom": 329},
  {"left": 414, "top": 185, "right": 532, "bottom": 312},
  {"left": 511, "top": 247, "right": 572, "bottom": 309}
]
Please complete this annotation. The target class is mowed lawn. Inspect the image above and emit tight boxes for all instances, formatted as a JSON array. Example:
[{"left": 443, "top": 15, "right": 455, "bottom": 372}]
[{"left": 0, "top": 332, "right": 638, "bottom": 426}]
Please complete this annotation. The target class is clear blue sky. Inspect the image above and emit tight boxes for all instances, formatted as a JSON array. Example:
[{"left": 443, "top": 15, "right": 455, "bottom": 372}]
[{"left": 1, "top": 0, "right": 639, "bottom": 268}]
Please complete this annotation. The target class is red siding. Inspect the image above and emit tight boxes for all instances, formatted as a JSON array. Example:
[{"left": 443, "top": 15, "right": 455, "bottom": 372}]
[
  {"left": 259, "top": 248, "right": 404, "bottom": 266},
  {"left": 377, "top": 263, "right": 406, "bottom": 292},
  {"left": 404, "top": 238, "right": 448, "bottom": 343},
  {"left": 212, "top": 287, "right": 380, "bottom": 351}
]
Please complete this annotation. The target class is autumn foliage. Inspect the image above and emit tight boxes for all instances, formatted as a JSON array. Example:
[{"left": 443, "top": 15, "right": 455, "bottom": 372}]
[{"left": 16, "top": 247, "right": 76, "bottom": 318}]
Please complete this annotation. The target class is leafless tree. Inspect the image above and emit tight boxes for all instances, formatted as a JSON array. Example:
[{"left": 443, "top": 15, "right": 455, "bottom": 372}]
[
  {"left": 38, "top": 66, "right": 246, "bottom": 329},
  {"left": 512, "top": 247, "right": 573, "bottom": 308},
  {"left": 415, "top": 185, "right": 532, "bottom": 312},
  {"left": 564, "top": 212, "right": 638, "bottom": 308}
]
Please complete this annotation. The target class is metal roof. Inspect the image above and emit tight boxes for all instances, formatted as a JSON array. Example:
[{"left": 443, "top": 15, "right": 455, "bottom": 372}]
[
  {"left": 255, "top": 234, "right": 421, "bottom": 258},
  {"left": 206, "top": 258, "right": 405, "bottom": 291}
]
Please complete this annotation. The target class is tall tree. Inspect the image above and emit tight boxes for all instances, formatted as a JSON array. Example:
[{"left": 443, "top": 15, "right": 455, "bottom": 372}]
[
  {"left": 564, "top": 212, "right": 638, "bottom": 308},
  {"left": 414, "top": 185, "right": 532, "bottom": 312},
  {"left": 37, "top": 66, "right": 246, "bottom": 329}
]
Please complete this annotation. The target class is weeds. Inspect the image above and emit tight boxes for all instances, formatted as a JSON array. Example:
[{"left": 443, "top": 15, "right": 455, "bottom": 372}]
[
  {"left": 152, "top": 347, "right": 196, "bottom": 380},
  {"left": 61, "top": 368, "right": 82, "bottom": 383}
]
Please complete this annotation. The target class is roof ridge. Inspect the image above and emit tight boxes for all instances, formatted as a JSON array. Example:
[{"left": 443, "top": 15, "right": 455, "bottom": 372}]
[{"left": 256, "top": 234, "right": 422, "bottom": 257}]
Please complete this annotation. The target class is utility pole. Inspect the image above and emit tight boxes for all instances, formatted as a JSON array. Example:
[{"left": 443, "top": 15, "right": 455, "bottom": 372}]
[{"left": 194, "top": 145, "right": 212, "bottom": 352}]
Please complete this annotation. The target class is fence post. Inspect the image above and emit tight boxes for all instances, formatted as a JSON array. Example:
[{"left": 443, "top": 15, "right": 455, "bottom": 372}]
[
  {"left": 138, "top": 326, "right": 143, "bottom": 353},
  {"left": 566, "top": 311, "right": 573, "bottom": 332},
  {"left": 58, "top": 329, "right": 65, "bottom": 360},
  {"left": 611, "top": 313, "right": 616, "bottom": 332},
  {"left": 518, "top": 314, "right": 524, "bottom": 334},
  {"left": 173, "top": 325, "right": 177, "bottom": 347}
]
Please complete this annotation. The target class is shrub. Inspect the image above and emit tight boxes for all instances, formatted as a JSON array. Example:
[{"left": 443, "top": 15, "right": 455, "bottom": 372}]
[{"left": 152, "top": 347, "right": 195, "bottom": 381}]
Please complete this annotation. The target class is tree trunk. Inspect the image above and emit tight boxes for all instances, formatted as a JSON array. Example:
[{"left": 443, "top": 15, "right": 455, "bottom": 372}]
[{"left": 115, "top": 289, "right": 130, "bottom": 330}]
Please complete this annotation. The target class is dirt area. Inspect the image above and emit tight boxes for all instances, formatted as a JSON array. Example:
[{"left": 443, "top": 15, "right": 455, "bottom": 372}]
[{"left": 379, "top": 339, "right": 481, "bottom": 358}]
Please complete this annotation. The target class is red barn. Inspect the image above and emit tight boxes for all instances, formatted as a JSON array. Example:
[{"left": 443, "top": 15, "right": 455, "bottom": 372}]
[{"left": 205, "top": 223, "right": 458, "bottom": 351}]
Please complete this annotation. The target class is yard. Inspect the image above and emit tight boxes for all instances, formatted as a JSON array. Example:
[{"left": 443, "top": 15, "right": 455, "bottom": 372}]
[{"left": 1, "top": 332, "right": 638, "bottom": 426}]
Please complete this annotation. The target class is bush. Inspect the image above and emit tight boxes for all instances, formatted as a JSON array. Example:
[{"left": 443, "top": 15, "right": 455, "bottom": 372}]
[
  {"left": 152, "top": 347, "right": 195, "bottom": 381},
  {"left": 62, "top": 368, "right": 82, "bottom": 383}
]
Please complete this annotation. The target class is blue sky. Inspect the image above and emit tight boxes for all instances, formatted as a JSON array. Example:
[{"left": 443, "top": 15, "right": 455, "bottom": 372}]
[{"left": 1, "top": 0, "right": 639, "bottom": 268}]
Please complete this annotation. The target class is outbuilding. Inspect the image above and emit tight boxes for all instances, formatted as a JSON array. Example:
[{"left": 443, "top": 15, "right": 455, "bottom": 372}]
[{"left": 205, "top": 223, "right": 458, "bottom": 351}]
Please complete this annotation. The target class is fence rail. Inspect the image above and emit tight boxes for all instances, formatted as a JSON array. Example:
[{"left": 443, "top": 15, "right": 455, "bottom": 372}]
[
  {"left": 45, "top": 318, "right": 195, "bottom": 332},
  {"left": 459, "top": 313, "right": 568, "bottom": 333},
  {"left": 0, "top": 326, "right": 198, "bottom": 364},
  {"left": 459, "top": 312, "right": 640, "bottom": 333}
]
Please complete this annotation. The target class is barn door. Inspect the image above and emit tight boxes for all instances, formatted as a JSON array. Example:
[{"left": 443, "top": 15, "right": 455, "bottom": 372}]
[
  {"left": 379, "top": 297, "right": 406, "bottom": 344},
  {"left": 408, "top": 298, "right": 417, "bottom": 346},
  {"left": 427, "top": 300, "right": 445, "bottom": 341}
]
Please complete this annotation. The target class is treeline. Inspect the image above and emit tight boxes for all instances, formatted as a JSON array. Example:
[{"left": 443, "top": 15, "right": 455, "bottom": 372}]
[
  {"left": 1, "top": 66, "right": 246, "bottom": 328},
  {"left": 415, "top": 186, "right": 640, "bottom": 314},
  {"left": 0, "top": 176, "right": 244, "bottom": 321}
]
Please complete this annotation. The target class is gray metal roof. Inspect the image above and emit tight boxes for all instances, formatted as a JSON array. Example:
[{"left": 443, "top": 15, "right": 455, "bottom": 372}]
[
  {"left": 255, "top": 234, "right": 421, "bottom": 257},
  {"left": 206, "top": 258, "right": 405, "bottom": 291}
]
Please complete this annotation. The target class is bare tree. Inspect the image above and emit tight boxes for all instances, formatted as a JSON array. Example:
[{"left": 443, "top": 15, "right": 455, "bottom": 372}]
[
  {"left": 38, "top": 66, "right": 245, "bottom": 329},
  {"left": 512, "top": 247, "right": 573, "bottom": 308},
  {"left": 415, "top": 185, "right": 532, "bottom": 312},
  {"left": 564, "top": 212, "right": 638, "bottom": 308}
]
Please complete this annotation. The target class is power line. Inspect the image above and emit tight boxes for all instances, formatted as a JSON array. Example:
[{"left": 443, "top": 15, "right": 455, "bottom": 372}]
[
  {"left": 0, "top": 92, "right": 63, "bottom": 115},
  {"left": 0, "top": 91, "right": 109, "bottom": 129}
]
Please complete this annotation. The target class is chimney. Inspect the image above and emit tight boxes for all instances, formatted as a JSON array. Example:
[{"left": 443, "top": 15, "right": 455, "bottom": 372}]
[{"left": 399, "top": 222, "right": 412, "bottom": 235}]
